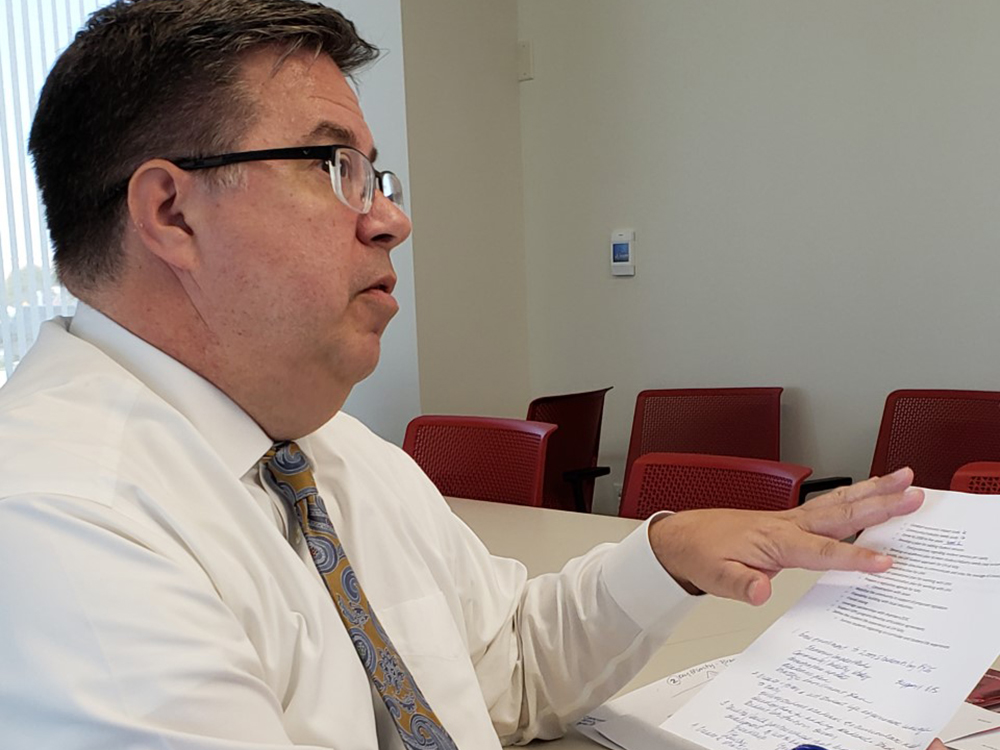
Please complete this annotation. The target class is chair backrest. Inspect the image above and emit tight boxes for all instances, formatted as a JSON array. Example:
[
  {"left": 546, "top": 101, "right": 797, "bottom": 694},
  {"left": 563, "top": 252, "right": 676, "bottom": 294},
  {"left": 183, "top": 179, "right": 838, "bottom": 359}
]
[
  {"left": 622, "top": 387, "right": 783, "bottom": 496},
  {"left": 950, "top": 462, "right": 1000, "bottom": 494},
  {"left": 619, "top": 452, "right": 812, "bottom": 520},
  {"left": 870, "top": 390, "right": 1000, "bottom": 490},
  {"left": 402, "top": 415, "right": 557, "bottom": 506},
  {"left": 526, "top": 387, "right": 612, "bottom": 511}
]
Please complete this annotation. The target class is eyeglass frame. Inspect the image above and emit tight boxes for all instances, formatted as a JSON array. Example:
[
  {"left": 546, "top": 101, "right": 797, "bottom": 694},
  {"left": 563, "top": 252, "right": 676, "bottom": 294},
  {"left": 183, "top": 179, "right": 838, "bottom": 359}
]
[{"left": 168, "top": 144, "right": 405, "bottom": 215}]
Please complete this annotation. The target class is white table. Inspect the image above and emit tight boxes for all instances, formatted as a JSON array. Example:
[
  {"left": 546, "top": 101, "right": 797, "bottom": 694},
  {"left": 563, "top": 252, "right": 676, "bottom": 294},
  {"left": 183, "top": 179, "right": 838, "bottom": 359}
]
[{"left": 445, "top": 497, "right": 823, "bottom": 749}]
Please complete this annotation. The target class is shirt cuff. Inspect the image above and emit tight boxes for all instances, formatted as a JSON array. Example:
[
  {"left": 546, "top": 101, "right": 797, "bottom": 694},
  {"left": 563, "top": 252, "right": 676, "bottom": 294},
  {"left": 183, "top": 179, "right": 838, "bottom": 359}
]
[{"left": 601, "top": 511, "right": 697, "bottom": 633}]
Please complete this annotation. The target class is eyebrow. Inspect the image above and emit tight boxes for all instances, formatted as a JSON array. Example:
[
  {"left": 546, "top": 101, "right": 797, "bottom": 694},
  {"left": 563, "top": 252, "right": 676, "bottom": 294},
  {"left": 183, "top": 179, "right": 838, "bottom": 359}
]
[{"left": 303, "top": 121, "right": 378, "bottom": 164}]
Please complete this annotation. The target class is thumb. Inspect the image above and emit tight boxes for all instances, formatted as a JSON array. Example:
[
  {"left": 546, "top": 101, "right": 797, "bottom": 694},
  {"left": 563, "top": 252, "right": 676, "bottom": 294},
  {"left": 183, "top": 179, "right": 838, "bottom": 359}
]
[
  {"left": 745, "top": 574, "right": 773, "bottom": 607},
  {"left": 711, "top": 562, "right": 772, "bottom": 606}
]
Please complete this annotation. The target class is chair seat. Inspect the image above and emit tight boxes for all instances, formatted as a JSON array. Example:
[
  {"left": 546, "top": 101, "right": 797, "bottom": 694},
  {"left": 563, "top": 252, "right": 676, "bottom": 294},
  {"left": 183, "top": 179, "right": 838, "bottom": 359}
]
[
  {"left": 619, "top": 452, "right": 813, "bottom": 520},
  {"left": 527, "top": 387, "right": 613, "bottom": 512},
  {"left": 621, "top": 387, "right": 850, "bottom": 508},
  {"left": 871, "top": 389, "right": 1000, "bottom": 490},
  {"left": 951, "top": 462, "right": 1000, "bottom": 494},
  {"left": 403, "top": 415, "right": 557, "bottom": 506}
]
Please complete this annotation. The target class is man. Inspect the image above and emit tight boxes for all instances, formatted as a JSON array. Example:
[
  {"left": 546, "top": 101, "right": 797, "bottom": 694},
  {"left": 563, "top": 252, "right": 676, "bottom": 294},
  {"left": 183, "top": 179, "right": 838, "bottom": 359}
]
[{"left": 0, "top": 1, "right": 929, "bottom": 748}]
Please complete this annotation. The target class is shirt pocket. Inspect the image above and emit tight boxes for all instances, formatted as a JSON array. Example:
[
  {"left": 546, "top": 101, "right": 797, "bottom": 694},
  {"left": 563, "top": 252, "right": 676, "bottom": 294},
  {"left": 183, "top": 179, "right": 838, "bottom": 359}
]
[{"left": 376, "top": 590, "right": 466, "bottom": 661}]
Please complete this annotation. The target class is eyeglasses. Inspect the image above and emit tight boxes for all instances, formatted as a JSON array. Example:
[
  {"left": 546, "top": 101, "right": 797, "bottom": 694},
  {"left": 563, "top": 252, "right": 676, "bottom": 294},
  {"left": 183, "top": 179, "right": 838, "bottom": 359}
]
[{"left": 169, "top": 145, "right": 405, "bottom": 215}]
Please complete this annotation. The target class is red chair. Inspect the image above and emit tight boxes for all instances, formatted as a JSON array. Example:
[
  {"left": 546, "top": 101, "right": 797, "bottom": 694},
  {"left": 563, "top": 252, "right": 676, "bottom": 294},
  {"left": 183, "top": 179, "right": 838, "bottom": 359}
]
[
  {"left": 950, "top": 462, "right": 1000, "bottom": 494},
  {"left": 622, "top": 387, "right": 848, "bottom": 504},
  {"left": 526, "top": 387, "right": 612, "bottom": 513},
  {"left": 403, "top": 416, "right": 557, "bottom": 506},
  {"left": 870, "top": 390, "right": 1000, "bottom": 490},
  {"left": 619, "top": 452, "right": 813, "bottom": 520}
]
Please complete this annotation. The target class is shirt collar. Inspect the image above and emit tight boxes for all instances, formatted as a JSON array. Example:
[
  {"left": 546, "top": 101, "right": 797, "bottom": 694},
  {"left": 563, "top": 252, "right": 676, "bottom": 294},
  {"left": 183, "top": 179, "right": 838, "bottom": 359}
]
[{"left": 69, "top": 302, "right": 272, "bottom": 478}]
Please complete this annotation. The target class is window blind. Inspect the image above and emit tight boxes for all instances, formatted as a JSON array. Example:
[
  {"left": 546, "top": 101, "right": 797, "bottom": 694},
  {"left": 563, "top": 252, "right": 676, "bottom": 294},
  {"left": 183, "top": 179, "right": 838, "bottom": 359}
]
[{"left": 0, "top": 0, "right": 104, "bottom": 381}]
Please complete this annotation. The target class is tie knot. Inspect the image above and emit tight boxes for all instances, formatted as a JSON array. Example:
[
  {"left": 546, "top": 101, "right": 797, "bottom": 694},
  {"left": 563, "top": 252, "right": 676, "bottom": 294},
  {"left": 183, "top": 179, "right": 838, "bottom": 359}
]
[
  {"left": 264, "top": 440, "right": 310, "bottom": 474},
  {"left": 262, "top": 440, "right": 318, "bottom": 500}
]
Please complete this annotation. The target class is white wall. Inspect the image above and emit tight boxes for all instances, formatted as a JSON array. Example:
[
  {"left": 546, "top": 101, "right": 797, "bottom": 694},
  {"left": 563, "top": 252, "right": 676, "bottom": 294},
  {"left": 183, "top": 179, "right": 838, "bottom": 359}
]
[
  {"left": 517, "top": 1, "right": 1000, "bottom": 511},
  {"left": 332, "top": 0, "right": 423, "bottom": 445},
  {"left": 401, "top": 0, "right": 532, "bottom": 418}
]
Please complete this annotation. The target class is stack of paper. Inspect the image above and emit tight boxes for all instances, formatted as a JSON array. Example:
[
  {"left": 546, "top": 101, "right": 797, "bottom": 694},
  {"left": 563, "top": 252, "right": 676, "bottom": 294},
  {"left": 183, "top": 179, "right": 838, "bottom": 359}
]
[
  {"left": 576, "top": 657, "right": 1000, "bottom": 750},
  {"left": 577, "top": 490, "right": 1000, "bottom": 750}
]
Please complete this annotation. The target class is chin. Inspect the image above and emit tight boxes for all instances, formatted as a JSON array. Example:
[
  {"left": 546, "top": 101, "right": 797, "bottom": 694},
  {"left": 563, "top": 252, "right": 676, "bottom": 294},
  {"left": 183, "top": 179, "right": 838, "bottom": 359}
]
[{"left": 349, "top": 342, "right": 383, "bottom": 384}]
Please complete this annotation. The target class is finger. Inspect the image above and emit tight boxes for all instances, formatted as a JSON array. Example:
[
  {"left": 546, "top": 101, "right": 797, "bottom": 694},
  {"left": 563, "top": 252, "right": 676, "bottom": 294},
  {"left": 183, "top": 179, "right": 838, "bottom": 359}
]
[
  {"left": 805, "top": 467, "right": 914, "bottom": 510},
  {"left": 699, "top": 560, "right": 773, "bottom": 606},
  {"left": 798, "top": 486, "right": 924, "bottom": 540},
  {"left": 746, "top": 575, "right": 773, "bottom": 607},
  {"left": 927, "top": 740, "right": 947, "bottom": 750},
  {"left": 771, "top": 531, "right": 894, "bottom": 574}
]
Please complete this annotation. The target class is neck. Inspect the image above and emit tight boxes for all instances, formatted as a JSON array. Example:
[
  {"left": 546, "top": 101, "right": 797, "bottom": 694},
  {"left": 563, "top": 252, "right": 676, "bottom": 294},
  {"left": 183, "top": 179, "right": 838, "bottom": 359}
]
[{"left": 86, "top": 280, "right": 349, "bottom": 441}]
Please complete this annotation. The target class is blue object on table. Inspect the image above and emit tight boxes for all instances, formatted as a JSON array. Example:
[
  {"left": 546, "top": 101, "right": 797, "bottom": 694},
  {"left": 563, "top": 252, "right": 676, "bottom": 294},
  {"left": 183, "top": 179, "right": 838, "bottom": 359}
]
[{"left": 792, "top": 746, "right": 829, "bottom": 750}]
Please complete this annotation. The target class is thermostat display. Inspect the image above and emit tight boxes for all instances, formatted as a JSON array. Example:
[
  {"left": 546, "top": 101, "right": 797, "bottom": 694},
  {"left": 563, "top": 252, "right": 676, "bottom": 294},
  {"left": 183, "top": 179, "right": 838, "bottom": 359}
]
[{"left": 611, "top": 230, "right": 635, "bottom": 277}]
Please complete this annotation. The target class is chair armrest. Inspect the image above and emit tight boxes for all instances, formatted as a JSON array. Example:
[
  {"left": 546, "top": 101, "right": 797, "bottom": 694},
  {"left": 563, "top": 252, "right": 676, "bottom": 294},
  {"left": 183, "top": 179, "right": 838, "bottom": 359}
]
[
  {"left": 798, "top": 475, "right": 853, "bottom": 505},
  {"left": 563, "top": 466, "right": 611, "bottom": 482}
]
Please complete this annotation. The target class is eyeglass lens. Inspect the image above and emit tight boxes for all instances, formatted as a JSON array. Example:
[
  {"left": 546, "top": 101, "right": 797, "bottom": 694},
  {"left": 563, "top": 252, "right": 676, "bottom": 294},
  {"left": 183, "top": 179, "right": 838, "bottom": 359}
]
[
  {"left": 331, "top": 149, "right": 371, "bottom": 213},
  {"left": 380, "top": 172, "right": 405, "bottom": 211},
  {"left": 330, "top": 148, "right": 404, "bottom": 215}
]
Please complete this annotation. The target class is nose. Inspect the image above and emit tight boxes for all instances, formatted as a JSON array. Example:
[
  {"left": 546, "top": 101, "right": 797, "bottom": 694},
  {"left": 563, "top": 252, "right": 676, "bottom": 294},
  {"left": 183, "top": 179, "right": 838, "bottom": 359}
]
[{"left": 357, "top": 190, "right": 412, "bottom": 251}]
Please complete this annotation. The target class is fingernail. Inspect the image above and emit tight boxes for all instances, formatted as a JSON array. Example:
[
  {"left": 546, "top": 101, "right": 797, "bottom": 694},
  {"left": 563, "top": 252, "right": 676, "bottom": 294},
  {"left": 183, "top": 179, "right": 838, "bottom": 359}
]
[{"left": 903, "top": 488, "right": 922, "bottom": 500}]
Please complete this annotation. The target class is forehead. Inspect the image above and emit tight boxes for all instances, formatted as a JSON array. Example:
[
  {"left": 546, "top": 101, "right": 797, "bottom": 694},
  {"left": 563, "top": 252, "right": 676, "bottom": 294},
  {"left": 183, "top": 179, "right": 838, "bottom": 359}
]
[{"left": 236, "top": 48, "right": 374, "bottom": 153}]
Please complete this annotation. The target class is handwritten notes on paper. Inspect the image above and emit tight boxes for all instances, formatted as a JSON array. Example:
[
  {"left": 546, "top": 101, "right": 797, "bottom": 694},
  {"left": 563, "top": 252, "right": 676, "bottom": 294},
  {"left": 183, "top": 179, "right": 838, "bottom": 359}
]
[
  {"left": 662, "top": 489, "right": 1000, "bottom": 750},
  {"left": 575, "top": 657, "right": 999, "bottom": 750},
  {"left": 576, "top": 656, "right": 738, "bottom": 750}
]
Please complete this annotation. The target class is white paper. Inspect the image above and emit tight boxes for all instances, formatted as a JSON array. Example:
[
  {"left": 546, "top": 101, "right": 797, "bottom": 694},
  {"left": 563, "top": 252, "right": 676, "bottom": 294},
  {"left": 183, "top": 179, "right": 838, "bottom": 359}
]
[
  {"left": 576, "top": 657, "right": 737, "bottom": 749},
  {"left": 950, "top": 726, "right": 1000, "bottom": 750},
  {"left": 942, "top": 702, "right": 1000, "bottom": 744},
  {"left": 575, "top": 655, "right": 995, "bottom": 750},
  {"left": 662, "top": 490, "right": 1000, "bottom": 750}
]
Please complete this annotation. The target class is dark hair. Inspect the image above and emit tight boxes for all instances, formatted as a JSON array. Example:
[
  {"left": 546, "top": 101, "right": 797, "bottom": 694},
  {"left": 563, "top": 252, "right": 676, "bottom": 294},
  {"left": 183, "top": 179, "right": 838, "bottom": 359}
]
[{"left": 28, "top": 0, "right": 378, "bottom": 294}]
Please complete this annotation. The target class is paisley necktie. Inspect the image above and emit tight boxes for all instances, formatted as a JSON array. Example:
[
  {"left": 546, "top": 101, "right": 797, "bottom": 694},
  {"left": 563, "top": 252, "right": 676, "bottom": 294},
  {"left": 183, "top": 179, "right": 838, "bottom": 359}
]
[{"left": 261, "top": 441, "right": 459, "bottom": 750}]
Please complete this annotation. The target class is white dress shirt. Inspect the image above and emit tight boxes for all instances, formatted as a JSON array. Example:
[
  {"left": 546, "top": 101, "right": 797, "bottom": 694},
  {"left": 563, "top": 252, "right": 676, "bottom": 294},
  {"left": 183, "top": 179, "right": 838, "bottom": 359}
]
[{"left": 0, "top": 304, "right": 695, "bottom": 749}]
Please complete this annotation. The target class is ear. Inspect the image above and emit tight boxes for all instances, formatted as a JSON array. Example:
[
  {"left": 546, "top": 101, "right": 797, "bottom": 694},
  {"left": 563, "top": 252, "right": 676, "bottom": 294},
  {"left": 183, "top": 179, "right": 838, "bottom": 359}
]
[{"left": 126, "top": 159, "right": 200, "bottom": 271}]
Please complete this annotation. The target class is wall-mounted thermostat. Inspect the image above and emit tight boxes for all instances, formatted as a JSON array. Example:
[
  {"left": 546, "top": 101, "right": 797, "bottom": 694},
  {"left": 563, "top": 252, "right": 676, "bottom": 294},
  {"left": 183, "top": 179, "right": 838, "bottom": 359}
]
[{"left": 611, "top": 229, "right": 635, "bottom": 277}]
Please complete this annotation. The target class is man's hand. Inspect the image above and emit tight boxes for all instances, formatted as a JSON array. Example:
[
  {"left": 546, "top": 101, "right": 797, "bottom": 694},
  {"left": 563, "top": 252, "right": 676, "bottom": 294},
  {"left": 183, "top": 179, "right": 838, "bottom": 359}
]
[{"left": 648, "top": 467, "right": 924, "bottom": 605}]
